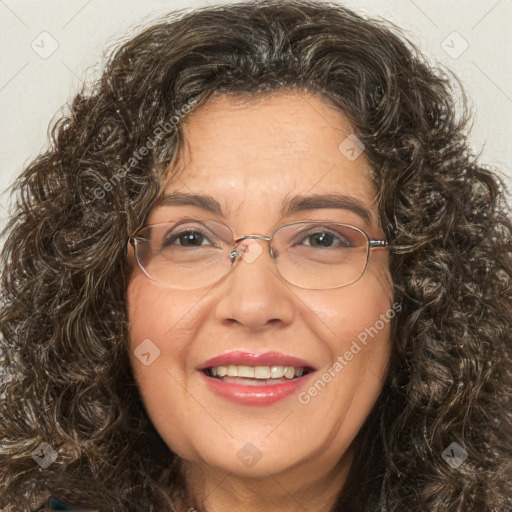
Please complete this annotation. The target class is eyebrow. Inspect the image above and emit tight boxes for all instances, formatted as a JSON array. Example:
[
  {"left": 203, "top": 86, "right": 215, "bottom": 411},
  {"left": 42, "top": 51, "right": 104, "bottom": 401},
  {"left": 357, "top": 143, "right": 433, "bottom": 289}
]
[{"left": 156, "top": 192, "right": 372, "bottom": 223}]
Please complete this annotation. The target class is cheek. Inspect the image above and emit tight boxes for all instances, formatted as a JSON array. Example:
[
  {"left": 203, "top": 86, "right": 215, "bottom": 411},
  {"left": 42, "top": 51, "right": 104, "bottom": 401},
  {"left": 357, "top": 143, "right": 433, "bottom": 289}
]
[
  {"left": 297, "top": 271, "right": 394, "bottom": 416},
  {"left": 126, "top": 276, "right": 200, "bottom": 397},
  {"left": 127, "top": 277, "right": 206, "bottom": 457},
  {"left": 293, "top": 296, "right": 392, "bottom": 457},
  {"left": 127, "top": 275, "right": 201, "bottom": 362},
  {"left": 306, "top": 269, "right": 393, "bottom": 356}
]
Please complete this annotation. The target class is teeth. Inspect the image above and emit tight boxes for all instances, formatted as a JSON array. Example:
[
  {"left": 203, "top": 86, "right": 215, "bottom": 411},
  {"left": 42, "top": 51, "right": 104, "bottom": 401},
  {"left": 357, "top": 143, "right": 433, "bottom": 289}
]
[
  {"left": 238, "top": 366, "right": 255, "bottom": 378},
  {"left": 216, "top": 366, "right": 228, "bottom": 377},
  {"left": 270, "top": 365, "right": 284, "bottom": 378},
  {"left": 208, "top": 365, "right": 307, "bottom": 380},
  {"left": 254, "top": 366, "right": 270, "bottom": 379},
  {"left": 284, "top": 366, "right": 295, "bottom": 379}
]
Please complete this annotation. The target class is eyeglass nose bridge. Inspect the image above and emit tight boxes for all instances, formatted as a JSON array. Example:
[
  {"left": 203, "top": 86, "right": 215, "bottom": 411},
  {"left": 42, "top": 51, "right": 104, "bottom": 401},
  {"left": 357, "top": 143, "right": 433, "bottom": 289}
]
[{"left": 229, "top": 233, "right": 274, "bottom": 265}]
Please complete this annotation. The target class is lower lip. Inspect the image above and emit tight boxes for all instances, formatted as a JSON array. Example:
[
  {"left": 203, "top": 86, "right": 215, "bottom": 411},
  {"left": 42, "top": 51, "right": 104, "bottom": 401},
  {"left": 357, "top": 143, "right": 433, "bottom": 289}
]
[{"left": 200, "top": 371, "right": 315, "bottom": 405}]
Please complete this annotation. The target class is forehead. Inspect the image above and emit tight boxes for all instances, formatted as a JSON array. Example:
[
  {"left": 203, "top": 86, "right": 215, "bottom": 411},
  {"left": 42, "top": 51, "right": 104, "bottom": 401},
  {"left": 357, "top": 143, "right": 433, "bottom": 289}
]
[{"left": 155, "top": 92, "right": 379, "bottom": 227}]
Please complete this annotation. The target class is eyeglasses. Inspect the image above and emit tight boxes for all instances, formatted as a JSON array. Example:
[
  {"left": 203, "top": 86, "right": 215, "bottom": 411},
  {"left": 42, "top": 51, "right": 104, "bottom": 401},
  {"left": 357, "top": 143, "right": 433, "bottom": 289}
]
[{"left": 128, "top": 218, "right": 388, "bottom": 290}]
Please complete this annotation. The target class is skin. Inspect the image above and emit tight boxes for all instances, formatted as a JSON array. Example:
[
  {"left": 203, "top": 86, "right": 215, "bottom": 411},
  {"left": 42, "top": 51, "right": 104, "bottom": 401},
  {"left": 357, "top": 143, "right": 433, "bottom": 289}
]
[{"left": 127, "top": 91, "right": 393, "bottom": 512}]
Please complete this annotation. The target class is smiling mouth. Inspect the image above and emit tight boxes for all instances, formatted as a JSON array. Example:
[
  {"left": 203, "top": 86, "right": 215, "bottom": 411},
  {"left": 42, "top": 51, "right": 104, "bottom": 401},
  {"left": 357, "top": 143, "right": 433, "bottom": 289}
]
[{"left": 203, "top": 365, "right": 314, "bottom": 386}]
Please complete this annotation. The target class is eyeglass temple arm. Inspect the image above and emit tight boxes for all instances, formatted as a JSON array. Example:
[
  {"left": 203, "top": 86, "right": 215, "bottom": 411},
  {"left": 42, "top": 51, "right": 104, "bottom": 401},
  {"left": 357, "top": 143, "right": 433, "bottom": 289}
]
[{"left": 232, "top": 234, "right": 388, "bottom": 251}]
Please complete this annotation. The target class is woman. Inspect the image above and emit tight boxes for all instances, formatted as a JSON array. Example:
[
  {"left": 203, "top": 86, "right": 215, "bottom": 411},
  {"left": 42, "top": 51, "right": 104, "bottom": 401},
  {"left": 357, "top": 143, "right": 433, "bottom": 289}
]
[{"left": 0, "top": 1, "right": 510, "bottom": 510}]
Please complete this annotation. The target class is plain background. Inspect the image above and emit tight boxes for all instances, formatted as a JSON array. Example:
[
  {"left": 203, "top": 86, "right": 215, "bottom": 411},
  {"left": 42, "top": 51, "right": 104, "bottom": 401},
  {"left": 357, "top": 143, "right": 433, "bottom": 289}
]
[{"left": 1, "top": 0, "right": 511, "bottom": 236}]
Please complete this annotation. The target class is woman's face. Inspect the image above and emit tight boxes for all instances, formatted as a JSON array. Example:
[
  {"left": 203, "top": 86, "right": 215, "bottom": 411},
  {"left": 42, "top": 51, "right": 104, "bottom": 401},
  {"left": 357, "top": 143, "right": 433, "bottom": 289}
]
[{"left": 127, "top": 92, "right": 393, "bottom": 481}]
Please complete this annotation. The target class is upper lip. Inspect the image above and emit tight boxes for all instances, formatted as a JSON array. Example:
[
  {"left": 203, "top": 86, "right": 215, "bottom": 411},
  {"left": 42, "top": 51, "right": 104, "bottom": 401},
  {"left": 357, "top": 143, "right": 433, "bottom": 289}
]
[{"left": 198, "top": 351, "right": 317, "bottom": 370}]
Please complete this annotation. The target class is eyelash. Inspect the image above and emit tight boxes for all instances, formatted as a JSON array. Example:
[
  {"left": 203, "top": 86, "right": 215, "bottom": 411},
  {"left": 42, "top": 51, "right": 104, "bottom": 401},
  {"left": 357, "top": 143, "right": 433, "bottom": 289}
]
[{"left": 163, "top": 228, "right": 215, "bottom": 248}]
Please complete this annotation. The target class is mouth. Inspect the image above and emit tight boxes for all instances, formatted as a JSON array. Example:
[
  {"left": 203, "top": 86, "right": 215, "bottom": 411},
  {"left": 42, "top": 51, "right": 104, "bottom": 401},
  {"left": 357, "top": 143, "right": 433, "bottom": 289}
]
[
  {"left": 198, "top": 351, "right": 317, "bottom": 405},
  {"left": 203, "top": 364, "right": 314, "bottom": 386}
]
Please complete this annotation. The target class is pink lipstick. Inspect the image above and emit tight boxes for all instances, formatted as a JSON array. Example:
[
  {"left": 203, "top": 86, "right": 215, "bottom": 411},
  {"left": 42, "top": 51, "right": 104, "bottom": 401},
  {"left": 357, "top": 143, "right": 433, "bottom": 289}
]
[{"left": 198, "top": 351, "right": 316, "bottom": 405}]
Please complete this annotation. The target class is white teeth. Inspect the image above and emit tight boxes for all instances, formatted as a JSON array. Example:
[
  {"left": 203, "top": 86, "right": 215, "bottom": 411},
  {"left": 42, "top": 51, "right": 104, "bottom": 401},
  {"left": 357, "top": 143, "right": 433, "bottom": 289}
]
[
  {"left": 284, "top": 366, "right": 295, "bottom": 379},
  {"left": 237, "top": 366, "right": 255, "bottom": 378},
  {"left": 216, "top": 366, "right": 228, "bottom": 377},
  {"left": 270, "top": 365, "right": 284, "bottom": 378},
  {"left": 208, "top": 364, "right": 307, "bottom": 380},
  {"left": 254, "top": 366, "right": 271, "bottom": 378}
]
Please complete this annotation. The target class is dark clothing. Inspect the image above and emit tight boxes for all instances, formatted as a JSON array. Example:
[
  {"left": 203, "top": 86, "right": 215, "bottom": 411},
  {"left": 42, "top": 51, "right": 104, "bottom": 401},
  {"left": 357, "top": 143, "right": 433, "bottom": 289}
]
[{"left": 35, "top": 494, "right": 100, "bottom": 511}]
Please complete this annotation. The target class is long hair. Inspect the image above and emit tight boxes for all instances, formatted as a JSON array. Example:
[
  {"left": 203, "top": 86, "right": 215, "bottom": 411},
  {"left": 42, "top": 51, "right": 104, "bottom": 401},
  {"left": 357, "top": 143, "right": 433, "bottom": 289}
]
[{"left": 1, "top": 1, "right": 511, "bottom": 510}]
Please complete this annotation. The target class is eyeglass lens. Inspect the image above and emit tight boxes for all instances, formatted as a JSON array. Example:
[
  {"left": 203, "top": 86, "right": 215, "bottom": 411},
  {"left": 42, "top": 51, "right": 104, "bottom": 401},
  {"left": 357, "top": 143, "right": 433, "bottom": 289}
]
[{"left": 133, "top": 219, "right": 370, "bottom": 290}]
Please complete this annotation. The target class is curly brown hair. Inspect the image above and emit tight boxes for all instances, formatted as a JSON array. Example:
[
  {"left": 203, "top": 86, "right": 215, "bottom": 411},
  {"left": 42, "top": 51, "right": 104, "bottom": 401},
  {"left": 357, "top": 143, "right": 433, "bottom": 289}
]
[{"left": 1, "top": 1, "right": 511, "bottom": 510}]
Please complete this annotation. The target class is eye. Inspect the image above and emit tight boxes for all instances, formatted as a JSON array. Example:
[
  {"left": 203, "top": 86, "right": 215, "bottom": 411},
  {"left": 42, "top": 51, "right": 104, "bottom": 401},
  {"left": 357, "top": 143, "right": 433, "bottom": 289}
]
[
  {"left": 162, "top": 227, "right": 215, "bottom": 248},
  {"left": 293, "top": 227, "right": 353, "bottom": 249}
]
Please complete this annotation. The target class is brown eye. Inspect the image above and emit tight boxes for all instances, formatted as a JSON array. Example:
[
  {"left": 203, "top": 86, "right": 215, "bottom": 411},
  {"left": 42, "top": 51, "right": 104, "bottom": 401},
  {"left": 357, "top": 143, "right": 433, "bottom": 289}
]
[
  {"left": 302, "top": 230, "right": 349, "bottom": 248},
  {"left": 291, "top": 225, "right": 358, "bottom": 249},
  {"left": 163, "top": 229, "right": 211, "bottom": 248}
]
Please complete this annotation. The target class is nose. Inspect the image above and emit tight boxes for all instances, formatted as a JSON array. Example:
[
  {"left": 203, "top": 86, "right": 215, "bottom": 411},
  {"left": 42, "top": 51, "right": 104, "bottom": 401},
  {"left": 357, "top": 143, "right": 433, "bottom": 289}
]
[{"left": 214, "top": 238, "right": 296, "bottom": 331}]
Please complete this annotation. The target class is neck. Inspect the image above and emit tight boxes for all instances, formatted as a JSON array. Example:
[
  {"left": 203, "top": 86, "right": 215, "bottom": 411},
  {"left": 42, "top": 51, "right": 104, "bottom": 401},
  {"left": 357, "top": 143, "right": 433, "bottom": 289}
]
[{"left": 175, "top": 447, "right": 353, "bottom": 512}]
